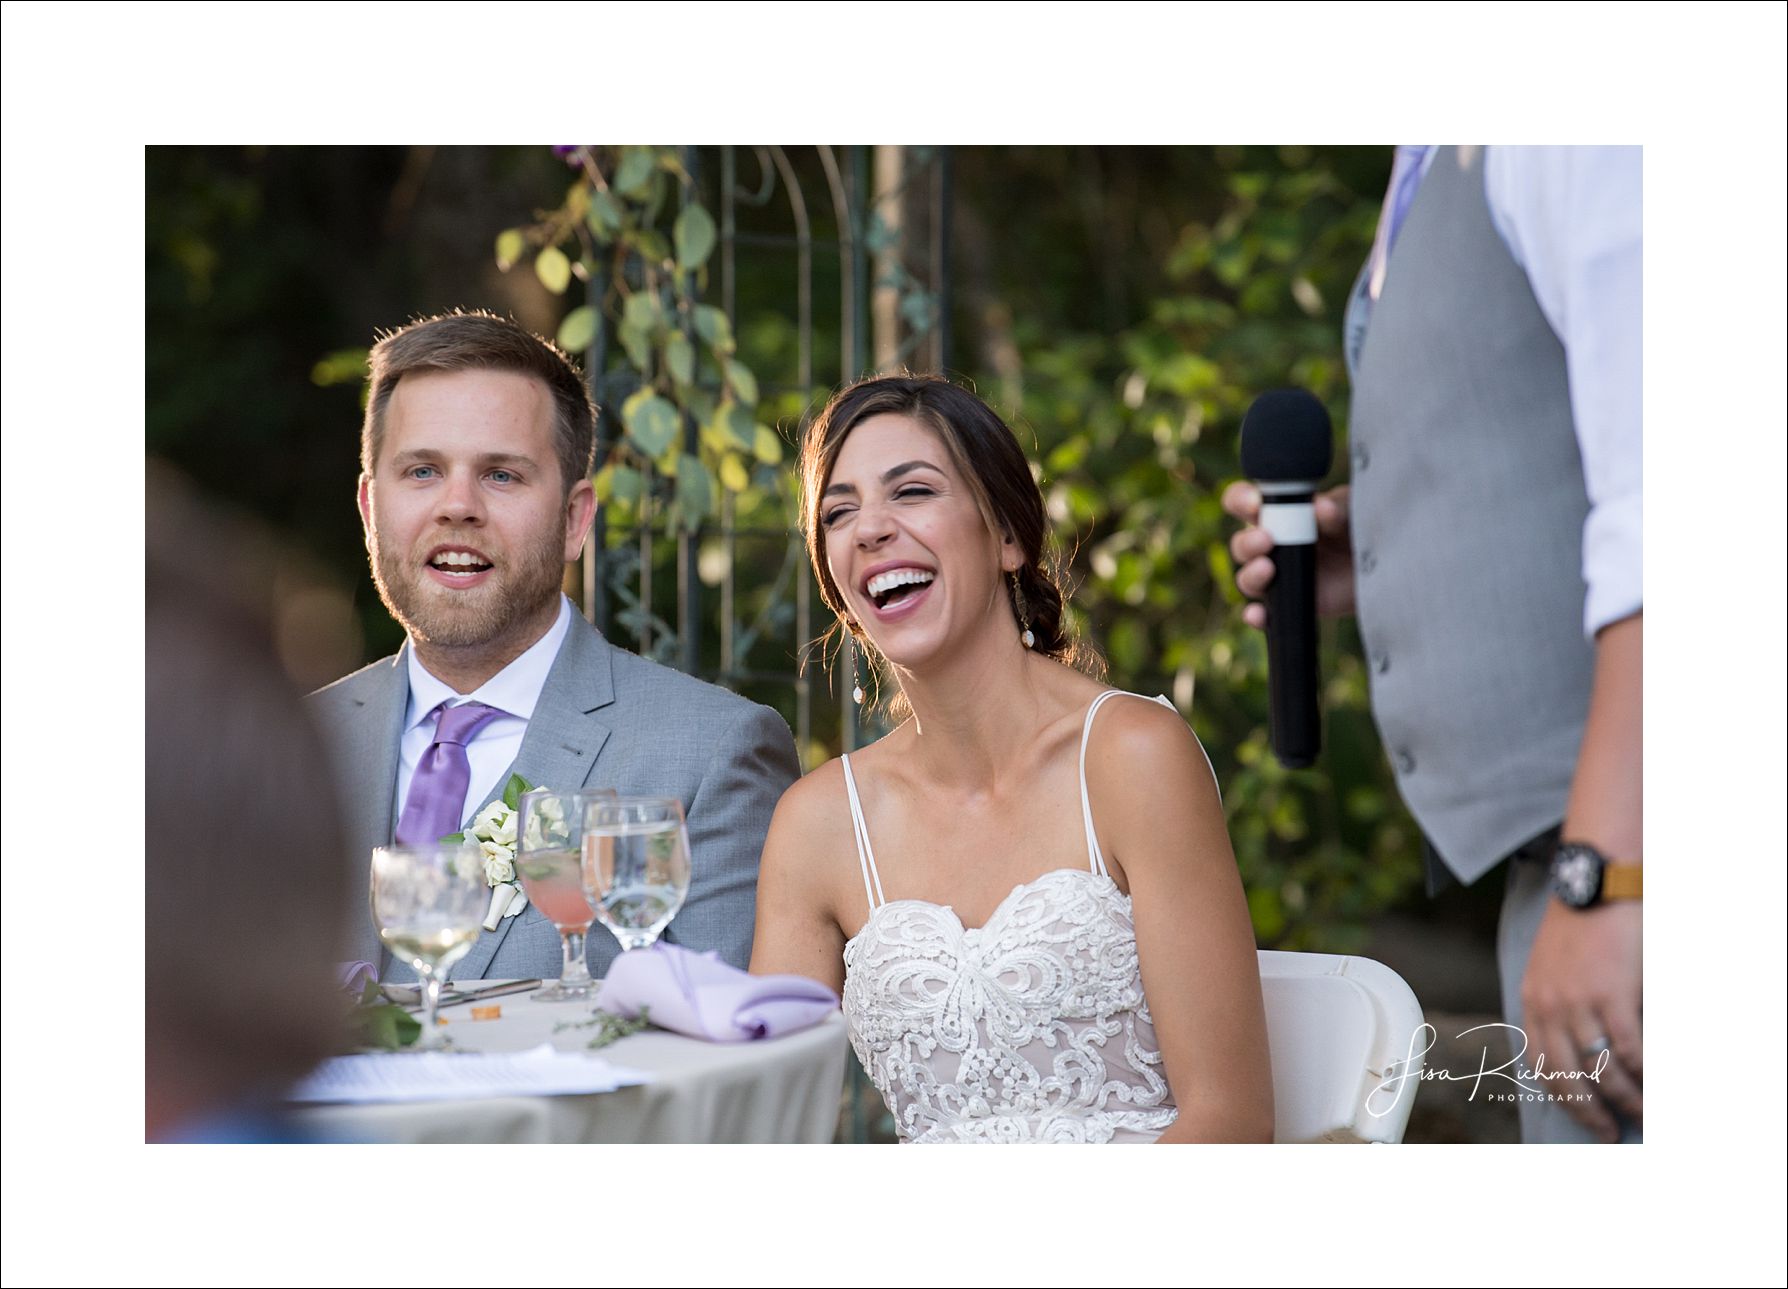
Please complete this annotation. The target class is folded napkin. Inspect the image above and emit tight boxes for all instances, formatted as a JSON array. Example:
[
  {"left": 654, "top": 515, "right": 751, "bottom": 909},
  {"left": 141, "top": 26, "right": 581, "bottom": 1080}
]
[
  {"left": 592, "top": 943, "right": 838, "bottom": 1042},
  {"left": 337, "top": 960, "right": 378, "bottom": 997}
]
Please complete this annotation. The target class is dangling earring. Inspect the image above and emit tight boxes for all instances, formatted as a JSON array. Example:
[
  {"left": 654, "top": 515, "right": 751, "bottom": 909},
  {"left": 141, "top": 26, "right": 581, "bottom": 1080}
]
[
  {"left": 1008, "top": 569, "right": 1035, "bottom": 649},
  {"left": 843, "top": 613, "right": 864, "bottom": 704}
]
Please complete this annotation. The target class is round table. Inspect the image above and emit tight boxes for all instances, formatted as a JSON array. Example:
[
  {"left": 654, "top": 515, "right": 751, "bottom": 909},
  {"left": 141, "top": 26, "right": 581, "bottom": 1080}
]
[{"left": 294, "top": 987, "right": 850, "bottom": 1144}]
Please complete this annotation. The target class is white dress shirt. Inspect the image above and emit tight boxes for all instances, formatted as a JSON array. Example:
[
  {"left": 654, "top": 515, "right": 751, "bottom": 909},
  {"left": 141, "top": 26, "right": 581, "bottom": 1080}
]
[
  {"left": 1355, "top": 145, "right": 1643, "bottom": 638},
  {"left": 1484, "top": 146, "right": 1642, "bottom": 638},
  {"left": 394, "top": 595, "right": 575, "bottom": 832}
]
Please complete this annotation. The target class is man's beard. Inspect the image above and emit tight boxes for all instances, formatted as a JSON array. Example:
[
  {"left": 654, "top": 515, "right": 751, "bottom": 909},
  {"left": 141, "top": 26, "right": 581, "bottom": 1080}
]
[{"left": 369, "top": 526, "right": 567, "bottom": 650}]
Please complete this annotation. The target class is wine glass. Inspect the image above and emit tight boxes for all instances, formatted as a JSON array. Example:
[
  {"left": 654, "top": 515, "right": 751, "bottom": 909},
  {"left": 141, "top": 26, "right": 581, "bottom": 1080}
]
[
  {"left": 515, "top": 787, "right": 616, "bottom": 1001},
  {"left": 581, "top": 797, "right": 692, "bottom": 955},
  {"left": 369, "top": 841, "right": 488, "bottom": 1049}
]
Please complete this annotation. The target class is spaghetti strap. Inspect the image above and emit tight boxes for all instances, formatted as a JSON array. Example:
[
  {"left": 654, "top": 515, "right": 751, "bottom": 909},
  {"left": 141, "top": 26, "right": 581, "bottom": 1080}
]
[
  {"left": 841, "top": 753, "right": 886, "bottom": 911},
  {"left": 1077, "top": 690, "right": 1183, "bottom": 878}
]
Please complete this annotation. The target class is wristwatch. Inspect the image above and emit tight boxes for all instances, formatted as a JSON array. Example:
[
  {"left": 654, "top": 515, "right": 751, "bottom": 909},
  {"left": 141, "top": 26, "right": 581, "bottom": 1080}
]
[{"left": 1549, "top": 840, "right": 1643, "bottom": 909}]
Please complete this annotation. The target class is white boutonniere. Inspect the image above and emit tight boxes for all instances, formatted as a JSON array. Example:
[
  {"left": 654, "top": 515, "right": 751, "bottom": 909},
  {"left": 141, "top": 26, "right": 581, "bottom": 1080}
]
[{"left": 444, "top": 773, "right": 534, "bottom": 931}]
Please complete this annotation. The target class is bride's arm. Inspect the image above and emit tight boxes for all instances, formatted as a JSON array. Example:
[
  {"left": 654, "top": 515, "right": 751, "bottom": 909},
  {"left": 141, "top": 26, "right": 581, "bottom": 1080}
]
[
  {"left": 748, "top": 763, "right": 850, "bottom": 994},
  {"left": 1089, "top": 701, "right": 1275, "bottom": 1143}
]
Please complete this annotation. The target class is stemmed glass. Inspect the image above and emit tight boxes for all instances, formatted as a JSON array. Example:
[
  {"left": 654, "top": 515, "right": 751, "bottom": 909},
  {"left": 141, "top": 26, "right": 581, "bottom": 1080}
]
[
  {"left": 581, "top": 797, "right": 692, "bottom": 955},
  {"left": 515, "top": 787, "right": 616, "bottom": 1001},
  {"left": 369, "top": 841, "right": 488, "bottom": 1049}
]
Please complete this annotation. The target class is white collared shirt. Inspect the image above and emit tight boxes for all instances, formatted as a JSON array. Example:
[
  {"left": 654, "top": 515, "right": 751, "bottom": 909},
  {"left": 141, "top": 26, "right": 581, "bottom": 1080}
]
[
  {"left": 1349, "top": 145, "right": 1642, "bottom": 639},
  {"left": 394, "top": 595, "right": 575, "bottom": 833},
  {"left": 1482, "top": 146, "right": 1642, "bottom": 639}
]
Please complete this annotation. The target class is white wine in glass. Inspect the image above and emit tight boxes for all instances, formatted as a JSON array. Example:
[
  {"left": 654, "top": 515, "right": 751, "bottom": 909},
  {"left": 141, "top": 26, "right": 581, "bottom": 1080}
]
[
  {"left": 582, "top": 797, "right": 692, "bottom": 955},
  {"left": 369, "top": 841, "right": 487, "bottom": 1048}
]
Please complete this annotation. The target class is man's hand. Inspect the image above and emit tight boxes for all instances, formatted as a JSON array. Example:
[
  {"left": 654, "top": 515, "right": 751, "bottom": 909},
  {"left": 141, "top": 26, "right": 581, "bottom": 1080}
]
[
  {"left": 1220, "top": 481, "right": 1358, "bottom": 629},
  {"left": 1520, "top": 898, "right": 1643, "bottom": 1141},
  {"left": 1521, "top": 613, "right": 1643, "bottom": 1141}
]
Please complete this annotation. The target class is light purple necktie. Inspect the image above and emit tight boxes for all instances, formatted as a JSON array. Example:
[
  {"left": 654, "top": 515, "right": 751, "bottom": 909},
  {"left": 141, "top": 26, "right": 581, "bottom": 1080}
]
[
  {"left": 393, "top": 701, "right": 504, "bottom": 845},
  {"left": 1367, "top": 144, "right": 1433, "bottom": 301}
]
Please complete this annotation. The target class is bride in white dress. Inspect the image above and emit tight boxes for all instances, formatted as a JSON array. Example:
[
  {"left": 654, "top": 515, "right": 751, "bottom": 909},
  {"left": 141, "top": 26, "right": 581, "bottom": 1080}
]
[{"left": 751, "top": 375, "right": 1272, "bottom": 1143}]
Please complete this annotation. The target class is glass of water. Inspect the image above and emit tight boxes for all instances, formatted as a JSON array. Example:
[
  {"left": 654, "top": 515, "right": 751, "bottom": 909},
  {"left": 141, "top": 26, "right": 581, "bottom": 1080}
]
[{"left": 581, "top": 797, "right": 691, "bottom": 954}]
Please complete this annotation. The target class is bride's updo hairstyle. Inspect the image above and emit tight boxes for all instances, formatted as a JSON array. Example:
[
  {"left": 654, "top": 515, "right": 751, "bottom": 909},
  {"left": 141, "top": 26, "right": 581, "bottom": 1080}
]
[{"left": 799, "top": 374, "right": 1103, "bottom": 697}]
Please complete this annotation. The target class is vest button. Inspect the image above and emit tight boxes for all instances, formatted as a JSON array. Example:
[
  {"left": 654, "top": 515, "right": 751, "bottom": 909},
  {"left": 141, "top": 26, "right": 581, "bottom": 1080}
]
[
  {"left": 1395, "top": 748, "right": 1416, "bottom": 774},
  {"left": 1360, "top": 550, "right": 1377, "bottom": 574},
  {"left": 1373, "top": 652, "right": 1391, "bottom": 674},
  {"left": 1353, "top": 444, "right": 1370, "bottom": 470}
]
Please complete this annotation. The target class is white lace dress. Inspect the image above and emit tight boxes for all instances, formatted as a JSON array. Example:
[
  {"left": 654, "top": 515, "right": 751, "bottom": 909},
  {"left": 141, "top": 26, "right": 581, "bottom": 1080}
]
[{"left": 840, "top": 691, "right": 1182, "bottom": 1143}]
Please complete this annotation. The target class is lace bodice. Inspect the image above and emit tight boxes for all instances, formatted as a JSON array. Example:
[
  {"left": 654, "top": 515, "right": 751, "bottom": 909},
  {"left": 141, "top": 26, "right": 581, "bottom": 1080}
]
[{"left": 839, "top": 691, "right": 1182, "bottom": 1144}]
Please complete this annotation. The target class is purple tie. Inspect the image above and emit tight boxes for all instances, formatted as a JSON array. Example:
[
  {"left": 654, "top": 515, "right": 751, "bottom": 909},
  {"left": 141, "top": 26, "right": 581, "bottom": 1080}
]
[
  {"left": 394, "top": 702, "right": 504, "bottom": 845},
  {"left": 1368, "top": 144, "right": 1433, "bottom": 301}
]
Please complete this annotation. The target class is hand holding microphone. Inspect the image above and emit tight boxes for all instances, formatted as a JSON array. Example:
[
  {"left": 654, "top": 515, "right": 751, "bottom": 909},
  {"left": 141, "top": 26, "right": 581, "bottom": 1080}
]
[
  {"left": 1223, "top": 483, "right": 1355, "bottom": 629},
  {"left": 1229, "top": 388, "right": 1344, "bottom": 768}
]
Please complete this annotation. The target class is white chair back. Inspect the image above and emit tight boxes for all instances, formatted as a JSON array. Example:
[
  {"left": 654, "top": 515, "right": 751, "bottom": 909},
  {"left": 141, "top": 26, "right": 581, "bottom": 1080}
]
[{"left": 1257, "top": 949, "right": 1425, "bottom": 1143}]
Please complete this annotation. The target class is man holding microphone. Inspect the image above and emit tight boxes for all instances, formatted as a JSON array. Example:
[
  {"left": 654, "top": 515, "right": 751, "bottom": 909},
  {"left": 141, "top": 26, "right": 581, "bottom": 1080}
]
[{"left": 1224, "top": 146, "right": 1642, "bottom": 1144}]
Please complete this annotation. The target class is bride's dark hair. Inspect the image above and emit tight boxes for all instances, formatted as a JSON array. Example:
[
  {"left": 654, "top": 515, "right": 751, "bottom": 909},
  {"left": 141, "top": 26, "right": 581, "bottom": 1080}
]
[{"left": 799, "top": 374, "right": 1103, "bottom": 711}]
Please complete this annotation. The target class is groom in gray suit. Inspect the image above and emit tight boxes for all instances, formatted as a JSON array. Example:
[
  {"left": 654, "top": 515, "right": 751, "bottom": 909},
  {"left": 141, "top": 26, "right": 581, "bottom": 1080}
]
[{"left": 310, "top": 309, "right": 800, "bottom": 980}]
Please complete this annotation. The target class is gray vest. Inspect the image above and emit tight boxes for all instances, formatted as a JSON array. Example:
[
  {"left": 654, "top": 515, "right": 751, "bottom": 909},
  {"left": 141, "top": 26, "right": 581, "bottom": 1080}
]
[{"left": 1348, "top": 146, "right": 1595, "bottom": 886}]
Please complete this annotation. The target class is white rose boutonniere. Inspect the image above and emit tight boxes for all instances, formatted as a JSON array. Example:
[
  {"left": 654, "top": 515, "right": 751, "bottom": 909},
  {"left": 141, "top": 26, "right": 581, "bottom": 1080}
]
[
  {"left": 472, "top": 798, "right": 518, "bottom": 848},
  {"left": 443, "top": 773, "right": 534, "bottom": 931},
  {"left": 481, "top": 846, "right": 516, "bottom": 888}
]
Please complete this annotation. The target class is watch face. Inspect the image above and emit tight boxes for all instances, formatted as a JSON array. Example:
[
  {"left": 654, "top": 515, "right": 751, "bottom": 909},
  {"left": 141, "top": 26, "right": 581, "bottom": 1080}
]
[{"left": 1552, "top": 846, "right": 1603, "bottom": 908}]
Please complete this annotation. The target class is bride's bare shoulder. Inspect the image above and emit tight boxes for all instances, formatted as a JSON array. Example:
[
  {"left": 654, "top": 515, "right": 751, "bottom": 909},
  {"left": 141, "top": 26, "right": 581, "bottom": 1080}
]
[
  {"left": 770, "top": 757, "right": 851, "bottom": 840},
  {"left": 754, "top": 758, "right": 859, "bottom": 980},
  {"left": 1085, "top": 693, "right": 1221, "bottom": 809}
]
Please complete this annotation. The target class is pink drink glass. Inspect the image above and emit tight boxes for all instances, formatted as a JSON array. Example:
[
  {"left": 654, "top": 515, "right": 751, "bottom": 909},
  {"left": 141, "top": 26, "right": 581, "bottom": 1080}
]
[{"left": 515, "top": 787, "right": 616, "bottom": 1001}]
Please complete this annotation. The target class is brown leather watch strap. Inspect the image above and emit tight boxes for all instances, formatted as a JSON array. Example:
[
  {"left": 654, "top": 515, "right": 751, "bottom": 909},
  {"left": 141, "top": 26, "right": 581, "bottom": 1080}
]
[{"left": 1602, "top": 864, "right": 1643, "bottom": 901}]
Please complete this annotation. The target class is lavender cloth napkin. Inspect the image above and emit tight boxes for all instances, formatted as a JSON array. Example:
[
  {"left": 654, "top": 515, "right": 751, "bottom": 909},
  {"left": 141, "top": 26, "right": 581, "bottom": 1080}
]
[
  {"left": 337, "top": 960, "right": 378, "bottom": 997},
  {"left": 592, "top": 943, "right": 838, "bottom": 1042}
]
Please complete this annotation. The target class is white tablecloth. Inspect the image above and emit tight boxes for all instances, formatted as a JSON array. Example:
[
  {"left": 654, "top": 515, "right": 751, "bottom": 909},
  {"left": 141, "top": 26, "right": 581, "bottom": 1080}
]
[{"left": 294, "top": 986, "right": 850, "bottom": 1144}]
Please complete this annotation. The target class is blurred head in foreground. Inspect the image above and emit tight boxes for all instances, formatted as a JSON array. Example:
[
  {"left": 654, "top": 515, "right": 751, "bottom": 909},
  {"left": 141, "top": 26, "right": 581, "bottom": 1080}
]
[{"left": 146, "top": 464, "right": 352, "bottom": 1141}]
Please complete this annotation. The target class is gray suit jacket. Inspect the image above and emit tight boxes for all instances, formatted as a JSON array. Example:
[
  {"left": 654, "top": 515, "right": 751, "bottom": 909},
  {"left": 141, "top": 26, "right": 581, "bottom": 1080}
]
[{"left": 308, "top": 612, "right": 800, "bottom": 980}]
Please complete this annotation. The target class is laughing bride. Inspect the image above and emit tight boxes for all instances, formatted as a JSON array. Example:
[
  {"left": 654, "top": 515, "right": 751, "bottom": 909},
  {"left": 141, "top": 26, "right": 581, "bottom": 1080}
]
[{"left": 750, "top": 374, "right": 1273, "bottom": 1143}]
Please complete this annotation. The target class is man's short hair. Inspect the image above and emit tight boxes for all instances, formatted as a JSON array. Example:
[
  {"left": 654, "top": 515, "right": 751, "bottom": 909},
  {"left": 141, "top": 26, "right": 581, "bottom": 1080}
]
[{"left": 361, "top": 309, "right": 597, "bottom": 493}]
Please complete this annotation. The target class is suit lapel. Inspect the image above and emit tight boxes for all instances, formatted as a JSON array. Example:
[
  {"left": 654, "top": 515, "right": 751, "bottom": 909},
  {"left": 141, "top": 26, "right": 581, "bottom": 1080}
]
[
  {"left": 341, "top": 649, "right": 409, "bottom": 966},
  {"left": 451, "top": 616, "right": 618, "bottom": 979}
]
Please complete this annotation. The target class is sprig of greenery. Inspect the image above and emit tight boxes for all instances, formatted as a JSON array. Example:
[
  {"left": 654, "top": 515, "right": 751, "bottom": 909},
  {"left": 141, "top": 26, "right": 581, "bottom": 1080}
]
[
  {"left": 347, "top": 978, "right": 422, "bottom": 1051},
  {"left": 553, "top": 1006, "right": 652, "bottom": 1051}
]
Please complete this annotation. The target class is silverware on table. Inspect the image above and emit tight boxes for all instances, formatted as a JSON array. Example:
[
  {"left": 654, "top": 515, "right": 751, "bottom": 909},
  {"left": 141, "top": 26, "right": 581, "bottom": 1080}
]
[{"left": 380, "top": 979, "right": 543, "bottom": 1011}]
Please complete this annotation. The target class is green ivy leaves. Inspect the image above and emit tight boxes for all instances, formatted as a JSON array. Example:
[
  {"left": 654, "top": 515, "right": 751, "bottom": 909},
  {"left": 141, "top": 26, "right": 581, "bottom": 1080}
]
[
  {"left": 664, "top": 332, "right": 695, "bottom": 386},
  {"left": 623, "top": 389, "right": 680, "bottom": 458},
  {"left": 693, "top": 304, "right": 733, "bottom": 354},
  {"left": 613, "top": 146, "right": 657, "bottom": 198},
  {"left": 722, "top": 357, "right": 756, "bottom": 405},
  {"left": 557, "top": 306, "right": 597, "bottom": 354},
  {"left": 536, "top": 245, "right": 572, "bottom": 295},
  {"left": 494, "top": 146, "right": 778, "bottom": 536},
  {"left": 674, "top": 203, "right": 716, "bottom": 273}
]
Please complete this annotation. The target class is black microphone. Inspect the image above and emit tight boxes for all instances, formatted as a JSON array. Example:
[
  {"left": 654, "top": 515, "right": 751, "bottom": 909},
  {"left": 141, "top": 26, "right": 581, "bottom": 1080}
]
[{"left": 1240, "top": 388, "right": 1334, "bottom": 769}]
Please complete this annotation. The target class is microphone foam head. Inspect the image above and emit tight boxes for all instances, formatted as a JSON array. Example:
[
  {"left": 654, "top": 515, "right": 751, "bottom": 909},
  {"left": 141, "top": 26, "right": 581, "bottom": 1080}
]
[{"left": 1240, "top": 387, "right": 1334, "bottom": 482}]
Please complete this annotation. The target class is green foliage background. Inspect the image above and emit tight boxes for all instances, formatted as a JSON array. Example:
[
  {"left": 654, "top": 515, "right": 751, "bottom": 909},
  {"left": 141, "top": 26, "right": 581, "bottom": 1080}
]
[{"left": 146, "top": 145, "right": 1422, "bottom": 951}]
